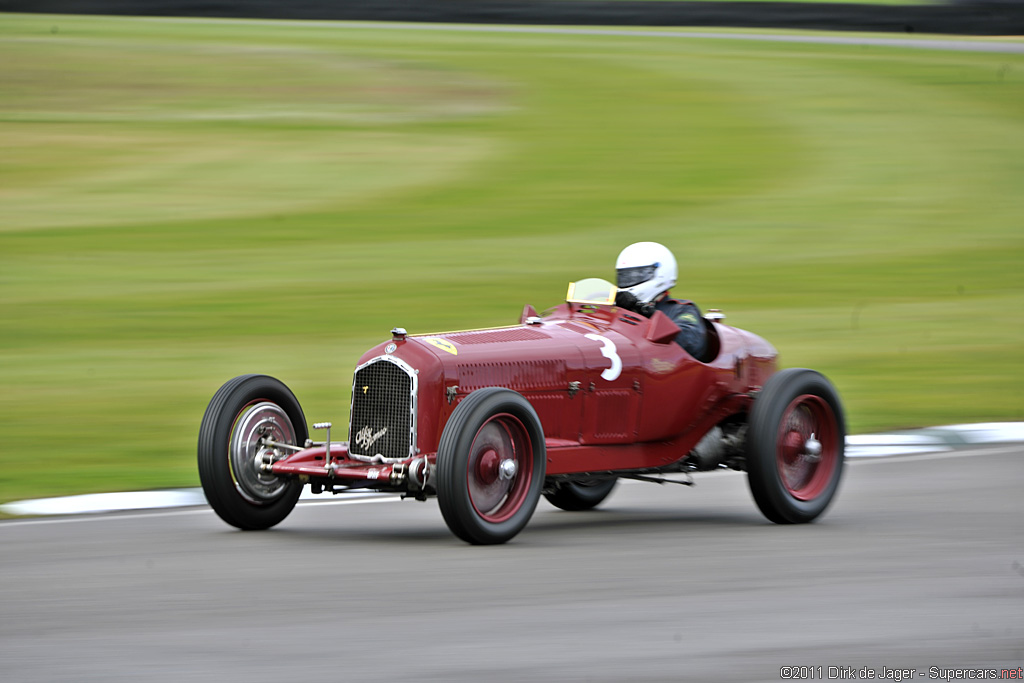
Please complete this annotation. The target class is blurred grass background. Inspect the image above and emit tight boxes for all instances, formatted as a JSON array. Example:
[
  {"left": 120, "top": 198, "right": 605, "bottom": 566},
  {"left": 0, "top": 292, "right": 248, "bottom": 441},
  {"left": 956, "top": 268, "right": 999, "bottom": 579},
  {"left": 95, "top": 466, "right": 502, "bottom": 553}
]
[{"left": 1, "top": 14, "right": 1022, "bottom": 503}]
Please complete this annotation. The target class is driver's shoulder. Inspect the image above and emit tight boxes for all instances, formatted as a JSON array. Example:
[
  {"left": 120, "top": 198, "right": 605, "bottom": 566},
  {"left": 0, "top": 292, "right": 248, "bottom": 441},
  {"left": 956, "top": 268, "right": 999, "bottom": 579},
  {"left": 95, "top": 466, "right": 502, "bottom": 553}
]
[{"left": 656, "top": 296, "right": 701, "bottom": 319}]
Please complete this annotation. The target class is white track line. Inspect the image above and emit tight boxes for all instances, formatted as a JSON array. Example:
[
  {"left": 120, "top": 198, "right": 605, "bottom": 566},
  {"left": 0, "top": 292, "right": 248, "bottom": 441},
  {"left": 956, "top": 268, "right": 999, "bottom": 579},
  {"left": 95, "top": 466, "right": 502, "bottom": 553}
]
[
  {"left": 0, "top": 495, "right": 402, "bottom": 529},
  {"left": 847, "top": 443, "right": 1021, "bottom": 465}
]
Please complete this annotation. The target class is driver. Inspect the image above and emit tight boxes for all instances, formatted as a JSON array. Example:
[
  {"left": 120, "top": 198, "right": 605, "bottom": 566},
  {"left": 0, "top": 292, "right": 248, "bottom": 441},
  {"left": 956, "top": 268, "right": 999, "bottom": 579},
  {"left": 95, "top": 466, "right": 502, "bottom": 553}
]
[{"left": 614, "top": 241, "right": 708, "bottom": 360}]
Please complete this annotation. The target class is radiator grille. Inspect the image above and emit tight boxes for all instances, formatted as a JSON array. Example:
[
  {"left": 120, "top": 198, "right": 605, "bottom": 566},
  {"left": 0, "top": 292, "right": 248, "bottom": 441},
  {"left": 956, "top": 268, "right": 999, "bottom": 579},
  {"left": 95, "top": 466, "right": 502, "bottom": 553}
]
[{"left": 349, "top": 357, "right": 416, "bottom": 461}]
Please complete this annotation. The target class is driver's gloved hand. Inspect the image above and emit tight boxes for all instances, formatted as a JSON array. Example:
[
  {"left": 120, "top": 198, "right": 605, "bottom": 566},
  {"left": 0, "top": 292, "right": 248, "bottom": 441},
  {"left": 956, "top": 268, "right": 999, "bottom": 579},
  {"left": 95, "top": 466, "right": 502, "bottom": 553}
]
[
  {"left": 615, "top": 290, "right": 638, "bottom": 311},
  {"left": 615, "top": 290, "right": 656, "bottom": 318}
]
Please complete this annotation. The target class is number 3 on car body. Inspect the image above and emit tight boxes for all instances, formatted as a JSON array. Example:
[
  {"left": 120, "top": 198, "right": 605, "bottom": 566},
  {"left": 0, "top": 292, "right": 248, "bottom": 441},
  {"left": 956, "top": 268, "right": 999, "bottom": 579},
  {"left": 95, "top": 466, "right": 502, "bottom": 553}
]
[{"left": 584, "top": 333, "right": 622, "bottom": 381}]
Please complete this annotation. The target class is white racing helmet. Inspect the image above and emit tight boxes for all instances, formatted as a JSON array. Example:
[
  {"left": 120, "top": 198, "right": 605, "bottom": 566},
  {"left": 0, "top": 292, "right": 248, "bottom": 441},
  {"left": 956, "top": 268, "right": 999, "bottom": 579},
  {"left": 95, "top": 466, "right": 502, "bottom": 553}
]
[{"left": 615, "top": 242, "right": 677, "bottom": 304}]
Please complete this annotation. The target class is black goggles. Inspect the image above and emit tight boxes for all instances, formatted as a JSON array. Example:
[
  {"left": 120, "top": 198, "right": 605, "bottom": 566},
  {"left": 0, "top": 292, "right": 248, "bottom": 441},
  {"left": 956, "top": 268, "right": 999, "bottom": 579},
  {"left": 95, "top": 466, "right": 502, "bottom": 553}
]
[{"left": 616, "top": 264, "right": 658, "bottom": 289}]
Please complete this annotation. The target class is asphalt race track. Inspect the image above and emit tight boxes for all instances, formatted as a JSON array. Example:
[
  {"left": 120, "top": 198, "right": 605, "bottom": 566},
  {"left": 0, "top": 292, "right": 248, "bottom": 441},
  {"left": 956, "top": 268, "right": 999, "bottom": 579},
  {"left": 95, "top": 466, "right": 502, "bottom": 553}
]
[{"left": 2, "top": 445, "right": 1021, "bottom": 682}]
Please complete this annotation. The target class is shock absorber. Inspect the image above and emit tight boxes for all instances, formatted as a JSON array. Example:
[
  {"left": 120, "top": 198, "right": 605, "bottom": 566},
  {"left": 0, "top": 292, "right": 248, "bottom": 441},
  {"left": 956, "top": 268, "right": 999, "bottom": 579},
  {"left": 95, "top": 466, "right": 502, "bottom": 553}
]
[{"left": 314, "top": 422, "right": 332, "bottom": 467}]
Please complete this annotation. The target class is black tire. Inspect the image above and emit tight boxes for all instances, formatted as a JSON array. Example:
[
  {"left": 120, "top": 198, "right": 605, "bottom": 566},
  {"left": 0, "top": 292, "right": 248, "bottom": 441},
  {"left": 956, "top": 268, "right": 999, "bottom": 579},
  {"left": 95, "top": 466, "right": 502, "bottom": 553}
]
[
  {"left": 198, "top": 374, "right": 307, "bottom": 530},
  {"left": 436, "top": 387, "right": 546, "bottom": 545},
  {"left": 746, "top": 368, "right": 845, "bottom": 524},
  {"left": 544, "top": 478, "right": 617, "bottom": 511}
]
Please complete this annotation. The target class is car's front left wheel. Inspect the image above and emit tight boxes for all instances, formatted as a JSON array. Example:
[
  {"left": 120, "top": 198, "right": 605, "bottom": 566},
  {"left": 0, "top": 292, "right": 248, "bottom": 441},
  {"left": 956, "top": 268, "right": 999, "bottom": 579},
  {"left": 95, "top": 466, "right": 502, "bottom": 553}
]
[
  {"left": 198, "top": 374, "right": 306, "bottom": 530},
  {"left": 544, "top": 478, "right": 617, "bottom": 511}
]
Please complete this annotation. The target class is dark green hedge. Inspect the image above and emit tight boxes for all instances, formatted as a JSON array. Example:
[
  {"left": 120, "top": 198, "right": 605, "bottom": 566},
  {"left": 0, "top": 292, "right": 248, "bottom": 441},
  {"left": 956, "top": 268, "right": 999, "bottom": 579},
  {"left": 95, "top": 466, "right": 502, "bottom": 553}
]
[{"left": 0, "top": 0, "right": 1019, "bottom": 36}]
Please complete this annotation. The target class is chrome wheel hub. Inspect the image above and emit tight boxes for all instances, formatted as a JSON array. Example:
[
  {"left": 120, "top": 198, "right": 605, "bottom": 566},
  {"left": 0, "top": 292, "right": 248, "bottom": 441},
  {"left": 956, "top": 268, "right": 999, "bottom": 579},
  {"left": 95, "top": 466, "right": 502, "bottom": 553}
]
[
  {"left": 230, "top": 402, "right": 296, "bottom": 504},
  {"left": 803, "top": 433, "right": 823, "bottom": 463},
  {"left": 498, "top": 458, "right": 518, "bottom": 481}
]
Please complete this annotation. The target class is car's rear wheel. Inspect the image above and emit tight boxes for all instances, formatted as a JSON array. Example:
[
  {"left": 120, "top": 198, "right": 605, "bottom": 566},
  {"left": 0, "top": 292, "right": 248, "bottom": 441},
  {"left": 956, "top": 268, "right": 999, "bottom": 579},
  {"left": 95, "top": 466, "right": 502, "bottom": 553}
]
[
  {"left": 746, "top": 368, "right": 845, "bottom": 524},
  {"left": 198, "top": 374, "right": 306, "bottom": 530},
  {"left": 544, "top": 478, "right": 617, "bottom": 511},
  {"left": 436, "top": 388, "right": 546, "bottom": 545}
]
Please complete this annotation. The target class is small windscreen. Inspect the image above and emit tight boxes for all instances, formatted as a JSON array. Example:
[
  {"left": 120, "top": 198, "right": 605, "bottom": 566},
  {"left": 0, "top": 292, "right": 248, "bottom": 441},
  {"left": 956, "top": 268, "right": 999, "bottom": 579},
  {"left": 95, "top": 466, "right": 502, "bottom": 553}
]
[{"left": 566, "top": 278, "right": 617, "bottom": 305}]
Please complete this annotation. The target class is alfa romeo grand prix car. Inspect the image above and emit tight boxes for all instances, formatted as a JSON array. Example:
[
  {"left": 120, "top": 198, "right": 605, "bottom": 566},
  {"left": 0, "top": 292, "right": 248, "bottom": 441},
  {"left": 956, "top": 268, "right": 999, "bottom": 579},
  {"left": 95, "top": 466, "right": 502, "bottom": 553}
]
[{"left": 198, "top": 279, "right": 845, "bottom": 544}]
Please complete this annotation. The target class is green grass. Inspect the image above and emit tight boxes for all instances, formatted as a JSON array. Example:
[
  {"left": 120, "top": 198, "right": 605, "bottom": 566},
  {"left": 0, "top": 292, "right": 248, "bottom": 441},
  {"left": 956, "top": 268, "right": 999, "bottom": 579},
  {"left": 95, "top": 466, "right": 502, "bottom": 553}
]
[{"left": 1, "top": 15, "right": 1022, "bottom": 504}]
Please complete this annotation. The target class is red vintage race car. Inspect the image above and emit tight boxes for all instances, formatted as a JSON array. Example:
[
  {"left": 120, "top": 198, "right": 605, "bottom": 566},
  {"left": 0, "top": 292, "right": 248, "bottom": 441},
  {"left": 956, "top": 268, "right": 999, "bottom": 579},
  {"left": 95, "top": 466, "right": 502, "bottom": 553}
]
[{"left": 198, "top": 278, "right": 845, "bottom": 544}]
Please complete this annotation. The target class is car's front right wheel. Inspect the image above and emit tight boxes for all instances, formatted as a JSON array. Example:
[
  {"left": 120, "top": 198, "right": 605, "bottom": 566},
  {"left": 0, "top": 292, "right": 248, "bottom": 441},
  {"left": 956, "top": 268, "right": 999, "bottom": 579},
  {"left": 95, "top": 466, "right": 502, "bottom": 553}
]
[{"left": 436, "top": 387, "right": 546, "bottom": 545}]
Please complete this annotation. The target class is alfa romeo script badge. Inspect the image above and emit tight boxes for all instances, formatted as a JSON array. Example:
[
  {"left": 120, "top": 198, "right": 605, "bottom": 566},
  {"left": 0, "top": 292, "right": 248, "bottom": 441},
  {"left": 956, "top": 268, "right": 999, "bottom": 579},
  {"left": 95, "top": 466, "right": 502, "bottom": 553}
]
[{"left": 355, "top": 426, "right": 388, "bottom": 451}]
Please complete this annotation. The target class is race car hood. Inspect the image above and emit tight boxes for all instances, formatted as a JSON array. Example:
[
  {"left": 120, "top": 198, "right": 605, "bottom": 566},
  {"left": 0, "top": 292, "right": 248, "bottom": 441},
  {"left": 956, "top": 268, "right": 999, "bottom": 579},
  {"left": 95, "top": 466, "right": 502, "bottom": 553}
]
[{"left": 409, "top": 325, "right": 585, "bottom": 394}]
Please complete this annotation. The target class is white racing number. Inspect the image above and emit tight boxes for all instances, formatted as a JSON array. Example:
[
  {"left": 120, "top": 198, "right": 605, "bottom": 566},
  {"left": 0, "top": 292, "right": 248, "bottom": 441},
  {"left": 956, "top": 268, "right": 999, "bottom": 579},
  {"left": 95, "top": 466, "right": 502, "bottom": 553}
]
[{"left": 584, "top": 334, "right": 622, "bottom": 382}]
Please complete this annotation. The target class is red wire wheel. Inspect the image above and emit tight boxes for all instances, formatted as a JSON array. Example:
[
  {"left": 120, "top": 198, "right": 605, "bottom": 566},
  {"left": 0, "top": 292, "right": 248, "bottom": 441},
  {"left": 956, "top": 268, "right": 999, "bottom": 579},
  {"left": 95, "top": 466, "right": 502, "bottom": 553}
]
[
  {"left": 465, "top": 414, "right": 534, "bottom": 523},
  {"left": 437, "top": 388, "right": 546, "bottom": 544},
  {"left": 776, "top": 394, "right": 840, "bottom": 501},
  {"left": 747, "top": 369, "right": 846, "bottom": 524}
]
